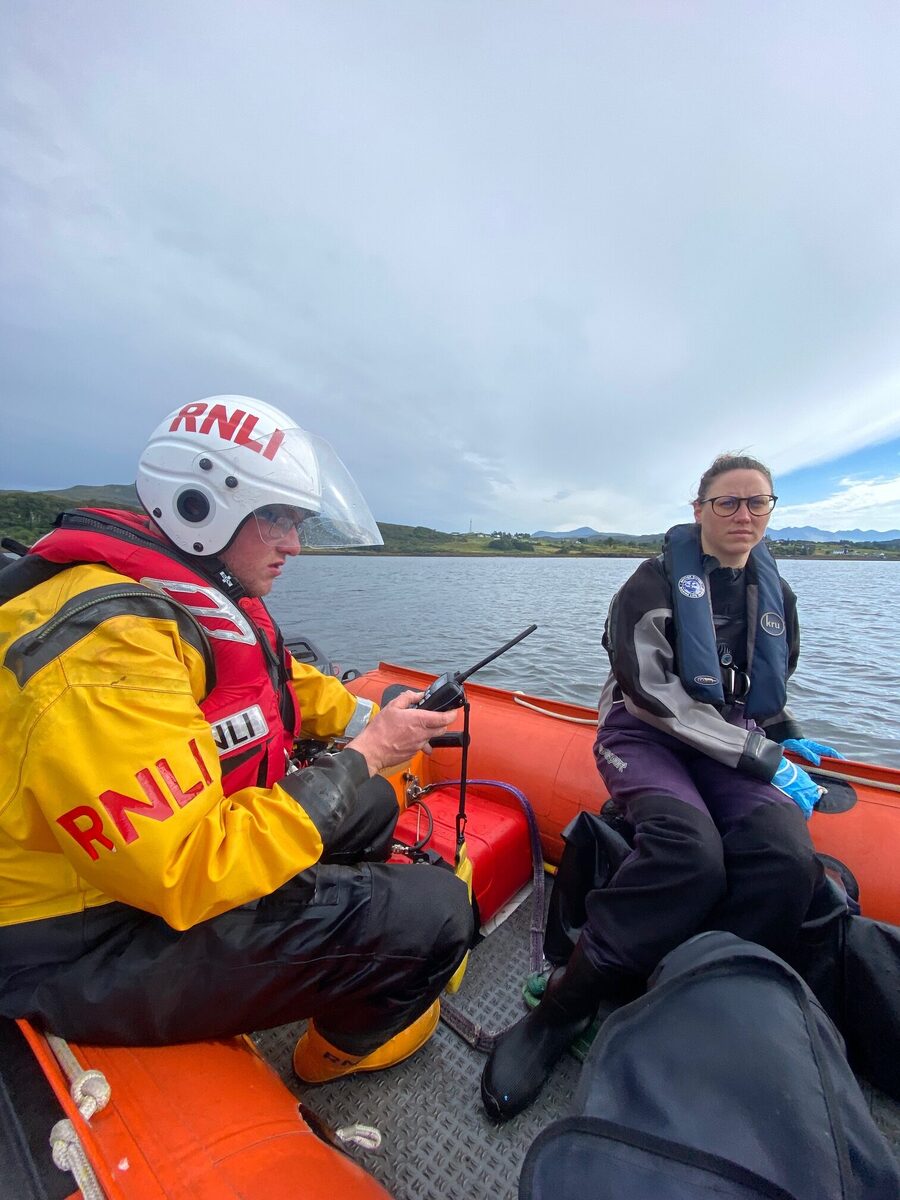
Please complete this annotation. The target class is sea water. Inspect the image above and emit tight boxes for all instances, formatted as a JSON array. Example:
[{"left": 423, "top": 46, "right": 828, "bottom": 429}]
[{"left": 269, "top": 554, "right": 900, "bottom": 768}]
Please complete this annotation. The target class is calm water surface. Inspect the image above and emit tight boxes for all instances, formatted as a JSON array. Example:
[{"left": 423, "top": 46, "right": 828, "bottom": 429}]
[{"left": 268, "top": 556, "right": 900, "bottom": 768}]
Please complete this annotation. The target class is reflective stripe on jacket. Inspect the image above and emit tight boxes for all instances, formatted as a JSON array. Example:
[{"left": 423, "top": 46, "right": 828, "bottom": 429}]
[{"left": 0, "top": 509, "right": 375, "bottom": 930}]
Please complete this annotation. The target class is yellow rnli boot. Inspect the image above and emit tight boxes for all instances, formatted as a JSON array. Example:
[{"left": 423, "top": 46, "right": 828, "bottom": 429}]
[{"left": 293, "top": 1000, "right": 441, "bottom": 1084}]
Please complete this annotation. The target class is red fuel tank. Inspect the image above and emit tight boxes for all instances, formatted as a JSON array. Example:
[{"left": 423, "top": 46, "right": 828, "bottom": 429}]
[{"left": 392, "top": 783, "right": 533, "bottom": 924}]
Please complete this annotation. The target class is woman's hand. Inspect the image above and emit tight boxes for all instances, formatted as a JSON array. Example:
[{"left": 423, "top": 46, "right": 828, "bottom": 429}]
[
  {"left": 781, "top": 738, "right": 844, "bottom": 766},
  {"left": 772, "top": 757, "right": 821, "bottom": 819},
  {"left": 348, "top": 690, "right": 455, "bottom": 775}
]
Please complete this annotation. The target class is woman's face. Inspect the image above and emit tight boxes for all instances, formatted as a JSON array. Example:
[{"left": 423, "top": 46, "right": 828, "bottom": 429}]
[{"left": 692, "top": 468, "right": 774, "bottom": 567}]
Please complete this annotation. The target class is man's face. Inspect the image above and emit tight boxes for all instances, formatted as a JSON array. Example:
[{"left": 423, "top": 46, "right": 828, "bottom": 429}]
[{"left": 219, "top": 505, "right": 303, "bottom": 597}]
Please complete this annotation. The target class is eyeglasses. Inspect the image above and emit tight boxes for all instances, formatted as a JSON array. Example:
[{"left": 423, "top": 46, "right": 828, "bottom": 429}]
[
  {"left": 253, "top": 505, "right": 313, "bottom": 544},
  {"left": 698, "top": 494, "right": 778, "bottom": 517}
]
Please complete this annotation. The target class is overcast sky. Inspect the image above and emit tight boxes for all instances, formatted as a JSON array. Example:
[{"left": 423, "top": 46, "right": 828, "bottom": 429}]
[{"left": 3, "top": 2, "right": 900, "bottom": 534}]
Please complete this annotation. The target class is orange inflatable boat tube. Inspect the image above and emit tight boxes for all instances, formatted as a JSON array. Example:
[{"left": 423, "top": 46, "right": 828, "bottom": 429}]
[{"left": 350, "top": 663, "right": 900, "bottom": 925}]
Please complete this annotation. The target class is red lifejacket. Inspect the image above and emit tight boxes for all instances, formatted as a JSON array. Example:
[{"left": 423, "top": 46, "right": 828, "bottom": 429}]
[{"left": 31, "top": 508, "right": 297, "bottom": 793}]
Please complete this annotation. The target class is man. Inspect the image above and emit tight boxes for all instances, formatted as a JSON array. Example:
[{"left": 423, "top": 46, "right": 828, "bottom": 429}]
[{"left": 0, "top": 395, "right": 473, "bottom": 1082}]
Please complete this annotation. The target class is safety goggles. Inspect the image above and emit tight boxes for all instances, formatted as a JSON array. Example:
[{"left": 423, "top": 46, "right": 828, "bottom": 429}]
[{"left": 252, "top": 505, "right": 314, "bottom": 544}]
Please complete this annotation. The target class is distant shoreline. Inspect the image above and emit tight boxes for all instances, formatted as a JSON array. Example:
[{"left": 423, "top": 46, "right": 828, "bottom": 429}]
[
  {"left": 2, "top": 489, "right": 897, "bottom": 561},
  {"left": 311, "top": 549, "right": 900, "bottom": 562}
]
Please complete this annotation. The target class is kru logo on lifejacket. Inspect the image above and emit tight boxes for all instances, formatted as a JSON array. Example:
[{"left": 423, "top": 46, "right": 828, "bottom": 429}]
[
  {"left": 760, "top": 611, "right": 786, "bottom": 637},
  {"left": 663, "top": 523, "right": 788, "bottom": 718}
]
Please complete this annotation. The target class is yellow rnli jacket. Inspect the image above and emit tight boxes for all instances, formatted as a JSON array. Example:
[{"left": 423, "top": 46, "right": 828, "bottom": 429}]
[{"left": 0, "top": 560, "right": 377, "bottom": 931}]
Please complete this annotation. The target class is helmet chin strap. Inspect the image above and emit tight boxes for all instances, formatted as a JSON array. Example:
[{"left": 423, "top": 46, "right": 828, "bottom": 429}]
[
  {"left": 146, "top": 511, "right": 248, "bottom": 601},
  {"left": 195, "top": 554, "right": 247, "bottom": 601}
]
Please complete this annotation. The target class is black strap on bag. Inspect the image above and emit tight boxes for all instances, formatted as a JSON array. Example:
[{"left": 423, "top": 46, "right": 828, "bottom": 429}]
[
  {"left": 522, "top": 1117, "right": 800, "bottom": 1200},
  {"left": 519, "top": 932, "right": 900, "bottom": 1200}
]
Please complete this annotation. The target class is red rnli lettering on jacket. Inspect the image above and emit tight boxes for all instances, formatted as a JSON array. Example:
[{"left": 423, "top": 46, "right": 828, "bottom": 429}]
[
  {"left": 56, "top": 739, "right": 214, "bottom": 861},
  {"left": 169, "top": 401, "right": 285, "bottom": 461}
]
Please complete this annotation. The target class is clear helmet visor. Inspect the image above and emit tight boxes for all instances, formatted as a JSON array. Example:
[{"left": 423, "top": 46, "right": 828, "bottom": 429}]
[
  {"left": 257, "top": 431, "right": 383, "bottom": 549},
  {"left": 137, "top": 398, "right": 382, "bottom": 555}
]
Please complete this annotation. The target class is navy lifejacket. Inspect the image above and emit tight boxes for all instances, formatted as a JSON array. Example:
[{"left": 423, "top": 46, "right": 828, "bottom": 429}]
[{"left": 663, "top": 523, "right": 788, "bottom": 719}]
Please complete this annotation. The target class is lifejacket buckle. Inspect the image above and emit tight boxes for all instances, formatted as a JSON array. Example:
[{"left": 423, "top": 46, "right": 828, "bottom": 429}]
[{"left": 720, "top": 663, "right": 751, "bottom": 705}]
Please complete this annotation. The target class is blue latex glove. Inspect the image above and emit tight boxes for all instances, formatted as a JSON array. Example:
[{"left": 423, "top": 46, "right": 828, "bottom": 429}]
[
  {"left": 772, "top": 757, "right": 821, "bottom": 819},
  {"left": 781, "top": 738, "right": 844, "bottom": 766}
]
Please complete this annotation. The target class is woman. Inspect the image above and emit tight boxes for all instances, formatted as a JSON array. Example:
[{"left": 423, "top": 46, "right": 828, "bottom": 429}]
[{"left": 482, "top": 453, "right": 841, "bottom": 1121}]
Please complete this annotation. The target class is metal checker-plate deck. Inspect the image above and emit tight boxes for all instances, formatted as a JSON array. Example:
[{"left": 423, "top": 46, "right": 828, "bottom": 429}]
[
  {"left": 254, "top": 891, "right": 900, "bottom": 1200},
  {"left": 254, "top": 891, "right": 581, "bottom": 1200}
]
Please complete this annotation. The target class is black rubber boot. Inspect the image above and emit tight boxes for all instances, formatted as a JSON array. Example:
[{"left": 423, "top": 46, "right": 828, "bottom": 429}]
[{"left": 480, "top": 942, "right": 639, "bottom": 1122}]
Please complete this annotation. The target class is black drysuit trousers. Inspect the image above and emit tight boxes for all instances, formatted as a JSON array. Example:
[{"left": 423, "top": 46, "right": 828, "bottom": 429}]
[{"left": 0, "top": 779, "right": 474, "bottom": 1056}]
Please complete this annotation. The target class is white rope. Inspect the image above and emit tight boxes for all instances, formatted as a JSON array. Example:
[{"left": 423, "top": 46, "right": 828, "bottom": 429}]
[
  {"left": 512, "top": 695, "right": 597, "bottom": 724},
  {"left": 50, "top": 1120, "right": 107, "bottom": 1200},
  {"left": 45, "top": 1033, "right": 83, "bottom": 1083},
  {"left": 43, "top": 1034, "right": 112, "bottom": 1196},
  {"left": 336, "top": 1123, "right": 383, "bottom": 1151},
  {"left": 45, "top": 1035, "right": 111, "bottom": 1119},
  {"left": 507, "top": 700, "right": 900, "bottom": 795},
  {"left": 810, "top": 764, "right": 900, "bottom": 795},
  {"left": 71, "top": 1070, "right": 112, "bottom": 1120}
]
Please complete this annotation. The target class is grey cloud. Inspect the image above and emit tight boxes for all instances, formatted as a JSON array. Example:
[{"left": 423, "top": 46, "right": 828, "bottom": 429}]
[{"left": 3, "top": 2, "right": 900, "bottom": 532}]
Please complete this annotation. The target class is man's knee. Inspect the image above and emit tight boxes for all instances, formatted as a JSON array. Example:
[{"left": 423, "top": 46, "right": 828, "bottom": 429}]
[
  {"left": 378, "top": 862, "right": 474, "bottom": 965},
  {"left": 426, "top": 868, "right": 475, "bottom": 963},
  {"left": 323, "top": 775, "right": 400, "bottom": 862}
]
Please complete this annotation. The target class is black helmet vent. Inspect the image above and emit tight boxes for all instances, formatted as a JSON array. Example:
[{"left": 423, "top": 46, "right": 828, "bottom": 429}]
[{"left": 176, "top": 489, "right": 211, "bottom": 524}]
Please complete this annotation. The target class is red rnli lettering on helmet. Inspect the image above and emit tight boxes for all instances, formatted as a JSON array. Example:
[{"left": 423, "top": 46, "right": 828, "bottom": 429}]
[
  {"left": 169, "top": 401, "right": 285, "bottom": 461},
  {"left": 56, "top": 738, "right": 214, "bottom": 860}
]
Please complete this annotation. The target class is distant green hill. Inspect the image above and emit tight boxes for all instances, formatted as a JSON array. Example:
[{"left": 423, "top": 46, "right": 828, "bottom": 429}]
[
  {"left": 0, "top": 486, "right": 660, "bottom": 556},
  {"left": 47, "top": 483, "right": 140, "bottom": 506},
  {"left": 4, "top": 487, "right": 896, "bottom": 558},
  {"left": 0, "top": 488, "right": 141, "bottom": 548}
]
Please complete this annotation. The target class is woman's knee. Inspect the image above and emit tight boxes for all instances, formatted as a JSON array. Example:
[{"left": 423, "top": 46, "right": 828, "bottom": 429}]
[
  {"left": 750, "top": 801, "right": 820, "bottom": 894},
  {"left": 579, "top": 794, "right": 727, "bottom": 976},
  {"left": 628, "top": 792, "right": 727, "bottom": 900}
]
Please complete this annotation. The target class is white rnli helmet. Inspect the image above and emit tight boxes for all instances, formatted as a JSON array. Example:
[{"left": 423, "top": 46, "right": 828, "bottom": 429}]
[{"left": 136, "top": 395, "right": 383, "bottom": 556}]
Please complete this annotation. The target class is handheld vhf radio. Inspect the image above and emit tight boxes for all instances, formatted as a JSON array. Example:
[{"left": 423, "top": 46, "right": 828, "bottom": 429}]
[
  {"left": 415, "top": 624, "right": 538, "bottom": 712},
  {"left": 397, "top": 622, "right": 538, "bottom": 835}
]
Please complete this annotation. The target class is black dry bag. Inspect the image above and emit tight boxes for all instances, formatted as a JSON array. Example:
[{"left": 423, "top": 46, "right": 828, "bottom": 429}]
[
  {"left": 543, "top": 809, "right": 631, "bottom": 966},
  {"left": 519, "top": 931, "right": 900, "bottom": 1200}
]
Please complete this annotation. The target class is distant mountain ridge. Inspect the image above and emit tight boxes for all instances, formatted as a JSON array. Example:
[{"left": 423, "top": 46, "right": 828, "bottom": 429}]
[
  {"left": 4, "top": 488, "right": 899, "bottom": 546},
  {"left": 768, "top": 526, "right": 900, "bottom": 543},
  {"left": 533, "top": 526, "right": 602, "bottom": 539},
  {"left": 536, "top": 524, "right": 900, "bottom": 545},
  {"left": 533, "top": 527, "right": 661, "bottom": 544}
]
